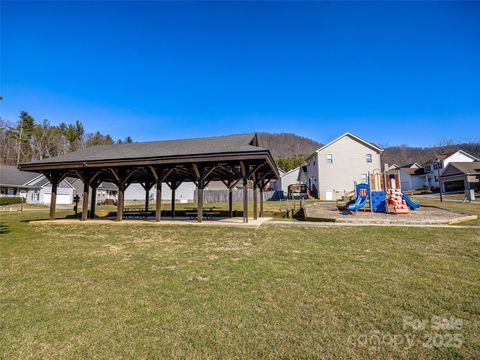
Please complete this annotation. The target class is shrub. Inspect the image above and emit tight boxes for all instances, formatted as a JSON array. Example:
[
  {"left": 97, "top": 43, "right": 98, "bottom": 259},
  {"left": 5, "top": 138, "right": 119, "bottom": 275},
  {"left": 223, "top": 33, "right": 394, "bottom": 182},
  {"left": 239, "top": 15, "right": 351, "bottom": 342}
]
[{"left": 0, "top": 197, "right": 24, "bottom": 206}]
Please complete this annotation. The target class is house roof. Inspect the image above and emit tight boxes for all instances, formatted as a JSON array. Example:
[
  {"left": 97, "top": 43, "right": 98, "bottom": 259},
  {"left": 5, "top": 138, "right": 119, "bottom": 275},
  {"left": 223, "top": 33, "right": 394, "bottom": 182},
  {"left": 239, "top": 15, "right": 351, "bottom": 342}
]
[
  {"left": 442, "top": 161, "right": 480, "bottom": 176},
  {"left": 306, "top": 132, "right": 383, "bottom": 159},
  {"left": 400, "top": 167, "right": 425, "bottom": 176},
  {"left": 98, "top": 182, "right": 118, "bottom": 191},
  {"left": 423, "top": 150, "right": 479, "bottom": 165},
  {"left": 0, "top": 165, "right": 73, "bottom": 188},
  {"left": 398, "top": 162, "right": 421, "bottom": 169},
  {"left": 20, "top": 134, "right": 262, "bottom": 166},
  {"left": 0, "top": 165, "right": 41, "bottom": 187}
]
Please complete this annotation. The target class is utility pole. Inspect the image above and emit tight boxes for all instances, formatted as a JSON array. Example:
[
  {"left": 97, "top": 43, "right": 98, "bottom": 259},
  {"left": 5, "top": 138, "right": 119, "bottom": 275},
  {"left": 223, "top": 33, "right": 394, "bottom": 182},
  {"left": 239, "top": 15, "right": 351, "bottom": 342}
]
[{"left": 437, "top": 160, "right": 443, "bottom": 202}]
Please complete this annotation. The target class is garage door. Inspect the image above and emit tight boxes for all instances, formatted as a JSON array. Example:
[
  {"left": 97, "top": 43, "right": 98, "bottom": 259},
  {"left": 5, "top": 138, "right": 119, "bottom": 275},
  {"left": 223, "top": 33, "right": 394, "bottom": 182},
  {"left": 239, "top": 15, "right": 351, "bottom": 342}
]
[
  {"left": 444, "top": 180, "right": 465, "bottom": 192},
  {"left": 43, "top": 193, "right": 71, "bottom": 205}
]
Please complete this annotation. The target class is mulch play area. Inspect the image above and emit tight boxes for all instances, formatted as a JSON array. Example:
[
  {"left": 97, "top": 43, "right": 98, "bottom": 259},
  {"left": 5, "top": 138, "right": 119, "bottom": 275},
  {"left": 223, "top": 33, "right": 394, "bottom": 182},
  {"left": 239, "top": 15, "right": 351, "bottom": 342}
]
[{"left": 304, "top": 202, "right": 477, "bottom": 225}]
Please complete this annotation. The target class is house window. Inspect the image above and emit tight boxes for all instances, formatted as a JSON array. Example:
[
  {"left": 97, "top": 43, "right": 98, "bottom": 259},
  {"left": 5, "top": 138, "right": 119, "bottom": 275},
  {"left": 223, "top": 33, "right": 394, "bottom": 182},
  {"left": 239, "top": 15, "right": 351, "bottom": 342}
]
[
  {"left": 425, "top": 166, "right": 431, "bottom": 172},
  {"left": 313, "top": 161, "right": 315, "bottom": 166},
  {"left": 326, "top": 153, "right": 333, "bottom": 164},
  {"left": 433, "top": 164, "right": 438, "bottom": 170},
  {"left": 361, "top": 174, "right": 368, "bottom": 183},
  {"left": 366, "top": 154, "right": 372, "bottom": 163},
  {"left": 434, "top": 176, "right": 438, "bottom": 182}
]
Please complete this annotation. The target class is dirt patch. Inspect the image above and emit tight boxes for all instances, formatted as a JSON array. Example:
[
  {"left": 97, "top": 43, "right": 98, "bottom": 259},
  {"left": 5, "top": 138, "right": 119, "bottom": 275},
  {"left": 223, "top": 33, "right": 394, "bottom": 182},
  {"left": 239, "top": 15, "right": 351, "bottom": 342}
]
[{"left": 304, "top": 202, "right": 477, "bottom": 225}]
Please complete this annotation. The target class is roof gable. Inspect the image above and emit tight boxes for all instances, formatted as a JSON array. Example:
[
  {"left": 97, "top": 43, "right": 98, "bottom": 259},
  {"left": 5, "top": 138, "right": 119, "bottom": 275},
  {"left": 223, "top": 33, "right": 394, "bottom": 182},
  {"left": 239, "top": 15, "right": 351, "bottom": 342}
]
[
  {"left": 313, "top": 132, "right": 383, "bottom": 155},
  {"left": 0, "top": 165, "right": 40, "bottom": 186}
]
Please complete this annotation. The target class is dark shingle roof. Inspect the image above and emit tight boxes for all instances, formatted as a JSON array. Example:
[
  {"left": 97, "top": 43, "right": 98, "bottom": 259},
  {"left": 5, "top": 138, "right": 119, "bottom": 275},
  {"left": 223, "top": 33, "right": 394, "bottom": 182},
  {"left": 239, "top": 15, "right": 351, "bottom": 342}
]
[
  {"left": 22, "top": 134, "right": 261, "bottom": 165},
  {"left": 448, "top": 162, "right": 480, "bottom": 175},
  {"left": 0, "top": 165, "right": 40, "bottom": 186}
]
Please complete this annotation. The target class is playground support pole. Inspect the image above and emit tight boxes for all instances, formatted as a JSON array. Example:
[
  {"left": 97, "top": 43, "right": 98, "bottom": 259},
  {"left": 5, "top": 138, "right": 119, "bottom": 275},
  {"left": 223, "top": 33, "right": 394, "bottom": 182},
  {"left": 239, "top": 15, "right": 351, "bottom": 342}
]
[
  {"left": 368, "top": 171, "right": 372, "bottom": 213},
  {"left": 353, "top": 181, "right": 357, "bottom": 214},
  {"left": 384, "top": 164, "right": 389, "bottom": 214}
]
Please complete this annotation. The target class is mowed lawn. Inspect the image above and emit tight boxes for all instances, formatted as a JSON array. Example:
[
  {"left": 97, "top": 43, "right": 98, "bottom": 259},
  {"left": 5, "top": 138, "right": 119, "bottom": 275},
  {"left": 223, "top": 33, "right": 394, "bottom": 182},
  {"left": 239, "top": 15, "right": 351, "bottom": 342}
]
[{"left": 1, "top": 212, "right": 479, "bottom": 359}]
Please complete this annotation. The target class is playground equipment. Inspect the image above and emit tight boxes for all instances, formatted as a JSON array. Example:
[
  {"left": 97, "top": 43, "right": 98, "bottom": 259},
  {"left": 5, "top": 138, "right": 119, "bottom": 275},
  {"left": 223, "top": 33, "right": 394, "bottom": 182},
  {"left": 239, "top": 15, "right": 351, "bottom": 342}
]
[{"left": 348, "top": 165, "right": 420, "bottom": 214}]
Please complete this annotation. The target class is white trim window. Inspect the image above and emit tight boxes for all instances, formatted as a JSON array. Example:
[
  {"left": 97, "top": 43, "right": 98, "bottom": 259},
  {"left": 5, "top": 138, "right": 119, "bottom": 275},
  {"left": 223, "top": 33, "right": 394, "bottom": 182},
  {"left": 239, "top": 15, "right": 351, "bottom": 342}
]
[
  {"left": 326, "top": 153, "right": 333, "bottom": 164},
  {"left": 361, "top": 174, "right": 368, "bottom": 183},
  {"left": 366, "top": 154, "right": 372, "bottom": 163}
]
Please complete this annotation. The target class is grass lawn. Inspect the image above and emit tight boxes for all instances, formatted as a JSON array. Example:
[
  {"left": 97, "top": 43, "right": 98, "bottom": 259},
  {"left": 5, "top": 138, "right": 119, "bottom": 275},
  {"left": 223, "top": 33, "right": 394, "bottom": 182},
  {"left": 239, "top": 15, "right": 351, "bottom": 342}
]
[
  {"left": 413, "top": 196, "right": 480, "bottom": 226},
  {"left": 1, "top": 211, "right": 479, "bottom": 359}
]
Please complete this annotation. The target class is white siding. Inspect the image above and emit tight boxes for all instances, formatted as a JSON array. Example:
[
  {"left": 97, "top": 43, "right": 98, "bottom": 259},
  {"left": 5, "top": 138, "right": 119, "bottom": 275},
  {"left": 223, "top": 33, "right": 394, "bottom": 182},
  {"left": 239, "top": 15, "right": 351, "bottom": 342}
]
[
  {"left": 316, "top": 135, "right": 381, "bottom": 199},
  {"left": 124, "top": 182, "right": 195, "bottom": 202},
  {"left": 276, "top": 167, "right": 302, "bottom": 196}
]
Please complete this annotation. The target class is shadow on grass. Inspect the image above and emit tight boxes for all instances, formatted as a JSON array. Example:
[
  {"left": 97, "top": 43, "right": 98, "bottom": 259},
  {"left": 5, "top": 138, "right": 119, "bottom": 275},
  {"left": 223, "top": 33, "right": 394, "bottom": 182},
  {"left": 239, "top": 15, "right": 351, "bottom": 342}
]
[{"left": 0, "top": 222, "right": 9, "bottom": 234}]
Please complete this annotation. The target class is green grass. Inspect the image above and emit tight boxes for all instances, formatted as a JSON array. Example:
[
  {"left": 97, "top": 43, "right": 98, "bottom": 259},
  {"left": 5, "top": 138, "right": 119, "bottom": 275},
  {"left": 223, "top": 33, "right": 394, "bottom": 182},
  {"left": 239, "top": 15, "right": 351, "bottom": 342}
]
[
  {"left": 1, "top": 211, "right": 479, "bottom": 359},
  {"left": 413, "top": 196, "right": 480, "bottom": 226}
]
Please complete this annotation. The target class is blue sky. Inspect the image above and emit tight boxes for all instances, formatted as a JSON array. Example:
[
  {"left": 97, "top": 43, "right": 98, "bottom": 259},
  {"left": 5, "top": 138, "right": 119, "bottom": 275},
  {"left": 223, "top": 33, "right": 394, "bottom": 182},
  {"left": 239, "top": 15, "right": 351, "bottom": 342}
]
[{"left": 1, "top": 1, "right": 479, "bottom": 147}]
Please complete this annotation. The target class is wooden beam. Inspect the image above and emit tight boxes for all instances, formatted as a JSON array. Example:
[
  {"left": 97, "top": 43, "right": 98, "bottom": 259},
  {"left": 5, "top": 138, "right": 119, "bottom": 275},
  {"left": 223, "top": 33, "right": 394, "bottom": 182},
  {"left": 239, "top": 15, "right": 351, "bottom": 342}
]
[
  {"left": 81, "top": 178, "right": 90, "bottom": 221},
  {"left": 171, "top": 183, "right": 176, "bottom": 219},
  {"left": 253, "top": 180, "right": 258, "bottom": 220},
  {"left": 49, "top": 180, "right": 58, "bottom": 221},
  {"left": 90, "top": 185, "right": 97, "bottom": 219},
  {"left": 117, "top": 182, "right": 125, "bottom": 221},
  {"left": 197, "top": 177, "right": 204, "bottom": 222},
  {"left": 149, "top": 166, "right": 159, "bottom": 181},
  {"left": 145, "top": 181, "right": 150, "bottom": 212},
  {"left": 228, "top": 185, "right": 233, "bottom": 217},
  {"left": 155, "top": 180, "right": 162, "bottom": 222},
  {"left": 240, "top": 161, "right": 249, "bottom": 223},
  {"left": 109, "top": 168, "right": 121, "bottom": 183},
  {"left": 259, "top": 185, "right": 264, "bottom": 218}
]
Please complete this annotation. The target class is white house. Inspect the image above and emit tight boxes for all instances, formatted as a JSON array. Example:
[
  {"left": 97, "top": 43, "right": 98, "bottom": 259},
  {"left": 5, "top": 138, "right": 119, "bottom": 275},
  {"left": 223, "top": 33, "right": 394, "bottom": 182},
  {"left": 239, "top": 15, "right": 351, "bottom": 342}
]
[
  {"left": 303, "top": 133, "right": 383, "bottom": 200},
  {"left": 0, "top": 165, "right": 75, "bottom": 204},
  {"left": 272, "top": 166, "right": 304, "bottom": 197},
  {"left": 422, "top": 150, "right": 478, "bottom": 188},
  {"left": 389, "top": 163, "right": 426, "bottom": 191},
  {"left": 124, "top": 182, "right": 196, "bottom": 203},
  {"left": 70, "top": 179, "right": 118, "bottom": 203}
]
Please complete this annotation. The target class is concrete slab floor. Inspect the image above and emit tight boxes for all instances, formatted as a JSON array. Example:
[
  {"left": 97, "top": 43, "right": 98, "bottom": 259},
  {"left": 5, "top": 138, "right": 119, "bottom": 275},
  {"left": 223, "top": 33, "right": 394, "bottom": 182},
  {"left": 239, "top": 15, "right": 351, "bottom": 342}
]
[{"left": 30, "top": 217, "right": 273, "bottom": 228}]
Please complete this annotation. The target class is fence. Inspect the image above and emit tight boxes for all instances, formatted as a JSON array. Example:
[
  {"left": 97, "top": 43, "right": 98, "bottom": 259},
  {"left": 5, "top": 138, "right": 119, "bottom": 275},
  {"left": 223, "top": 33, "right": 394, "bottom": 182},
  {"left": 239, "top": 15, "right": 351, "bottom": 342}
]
[{"left": 194, "top": 189, "right": 281, "bottom": 204}]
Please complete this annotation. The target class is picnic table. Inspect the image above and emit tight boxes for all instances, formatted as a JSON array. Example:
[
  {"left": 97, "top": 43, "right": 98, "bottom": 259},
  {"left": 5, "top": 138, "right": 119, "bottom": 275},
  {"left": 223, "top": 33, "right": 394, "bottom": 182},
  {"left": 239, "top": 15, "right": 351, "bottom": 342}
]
[
  {"left": 123, "top": 208, "right": 152, "bottom": 219},
  {"left": 185, "top": 208, "right": 220, "bottom": 220}
]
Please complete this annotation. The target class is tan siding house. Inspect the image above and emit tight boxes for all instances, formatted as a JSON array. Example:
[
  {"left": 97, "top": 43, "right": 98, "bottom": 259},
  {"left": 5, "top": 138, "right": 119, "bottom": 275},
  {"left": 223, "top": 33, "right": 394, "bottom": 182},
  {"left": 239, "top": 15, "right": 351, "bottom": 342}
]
[{"left": 304, "top": 133, "right": 383, "bottom": 200}]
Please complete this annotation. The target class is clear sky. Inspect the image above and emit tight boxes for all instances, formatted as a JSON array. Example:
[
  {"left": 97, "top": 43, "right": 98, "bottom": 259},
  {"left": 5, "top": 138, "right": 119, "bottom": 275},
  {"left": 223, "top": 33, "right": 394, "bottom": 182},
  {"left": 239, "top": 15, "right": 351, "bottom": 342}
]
[{"left": 1, "top": 1, "right": 479, "bottom": 147}]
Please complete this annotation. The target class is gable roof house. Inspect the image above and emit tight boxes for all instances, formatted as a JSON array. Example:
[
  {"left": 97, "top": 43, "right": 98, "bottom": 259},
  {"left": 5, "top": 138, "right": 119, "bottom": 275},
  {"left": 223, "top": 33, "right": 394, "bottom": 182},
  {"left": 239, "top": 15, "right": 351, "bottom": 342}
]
[
  {"left": 271, "top": 166, "right": 305, "bottom": 198},
  {"left": 302, "top": 133, "right": 383, "bottom": 200},
  {"left": 422, "top": 150, "right": 478, "bottom": 188},
  {"left": 389, "top": 163, "right": 426, "bottom": 191},
  {"left": 0, "top": 165, "right": 74, "bottom": 204},
  {"left": 440, "top": 161, "right": 480, "bottom": 193}
]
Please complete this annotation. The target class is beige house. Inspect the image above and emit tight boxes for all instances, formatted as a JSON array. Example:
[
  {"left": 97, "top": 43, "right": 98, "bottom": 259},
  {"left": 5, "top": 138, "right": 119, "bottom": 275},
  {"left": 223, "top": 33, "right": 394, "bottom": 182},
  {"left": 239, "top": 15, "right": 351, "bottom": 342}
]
[{"left": 303, "top": 133, "right": 383, "bottom": 200}]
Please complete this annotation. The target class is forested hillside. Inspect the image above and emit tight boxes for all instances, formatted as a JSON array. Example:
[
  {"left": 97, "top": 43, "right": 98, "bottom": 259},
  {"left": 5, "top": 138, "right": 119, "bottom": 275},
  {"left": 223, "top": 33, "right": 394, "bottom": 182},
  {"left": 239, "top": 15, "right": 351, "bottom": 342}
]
[{"left": 256, "top": 132, "right": 322, "bottom": 159}]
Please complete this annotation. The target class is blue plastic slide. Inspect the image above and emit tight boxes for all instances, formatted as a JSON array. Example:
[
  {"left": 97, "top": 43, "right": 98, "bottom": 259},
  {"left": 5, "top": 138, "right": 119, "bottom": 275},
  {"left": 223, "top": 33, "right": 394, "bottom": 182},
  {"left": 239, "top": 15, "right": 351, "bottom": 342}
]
[
  {"left": 348, "top": 183, "right": 370, "bottom": 212},
  {"left": 347, "top": 195, "right": 368, "bottom": 212},
  {"left": 402, "top": 193, "right": 420, "bottom": 210}
]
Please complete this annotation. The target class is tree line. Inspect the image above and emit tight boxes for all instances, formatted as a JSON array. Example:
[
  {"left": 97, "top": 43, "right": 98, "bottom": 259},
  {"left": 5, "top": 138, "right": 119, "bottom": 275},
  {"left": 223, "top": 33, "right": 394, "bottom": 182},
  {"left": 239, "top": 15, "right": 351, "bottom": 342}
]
[{"left": 0, "top": 111, "right": 133, "bottom": 165}]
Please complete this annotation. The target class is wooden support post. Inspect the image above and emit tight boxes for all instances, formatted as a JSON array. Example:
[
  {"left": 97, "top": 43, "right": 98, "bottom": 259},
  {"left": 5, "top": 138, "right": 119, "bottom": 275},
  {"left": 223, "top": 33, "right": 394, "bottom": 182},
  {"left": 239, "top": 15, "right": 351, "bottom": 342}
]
[
  {"left": 228, "top": 187, "right": 233, "bottom": 217},
  {"left": 90, "top": 185, "right": 97, "bottom": 219},
  {"left": 49, "top": 180, "right": 58, "bottom": 221},
  {"left": 197, "top": 178, "right": 204, "bottom": 222},
  {"left": 155, "top": 180, "right": 162, "bottom": 222},
  {"left": 145, "top": 181, "right": 150, "bottom": 212},
  {"left": 253, "top": 181, "right": 258, "bottom": 220},
  {"left": 117, "top": 182, "right": 125, "bottom": 221},
  {"left": 243, "top": 177, "right": 248, "bottom": 223},
  {"left": 259, "top": 184, "right": 264, "bottom": 218},
  {"left": 171, "top": 183, "right": 176, "bottom": 218},
  {"left": 81, "top": 179, "right": 90, "bottom": 221}
]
